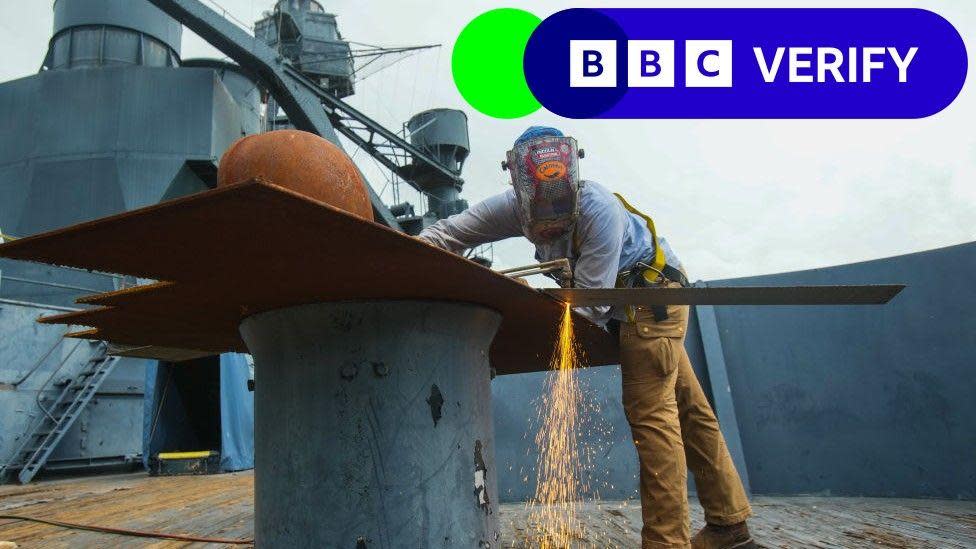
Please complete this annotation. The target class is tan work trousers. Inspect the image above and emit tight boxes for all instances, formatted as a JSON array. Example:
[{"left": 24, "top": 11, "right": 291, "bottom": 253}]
[{"left": 619, "top": 300, "right": 752, "bottom": 548}]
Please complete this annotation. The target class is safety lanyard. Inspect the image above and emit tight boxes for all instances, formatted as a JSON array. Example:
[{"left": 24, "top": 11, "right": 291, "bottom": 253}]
[
  {"left": 613, "top": 193, "right": 668, "bottom": 322},
  {"left": 613, "top": 192, "right": 666, "bottom": 280}
]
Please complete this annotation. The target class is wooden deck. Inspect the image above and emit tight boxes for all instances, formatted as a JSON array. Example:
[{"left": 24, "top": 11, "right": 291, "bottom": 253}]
[{"left": 0, "top": 471, "right": 973, "bottom": 547}]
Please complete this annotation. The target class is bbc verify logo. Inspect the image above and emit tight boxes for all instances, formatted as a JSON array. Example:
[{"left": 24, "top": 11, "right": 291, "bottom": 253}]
[
  {"left": 571, "top": 41, "right": 919, "bottom": 88},
  {"left": 451, "top": 8, "right": 968, "bottom": 119},
  {"left": 572, "top": 40, "right": 733, "bottom": 88}
]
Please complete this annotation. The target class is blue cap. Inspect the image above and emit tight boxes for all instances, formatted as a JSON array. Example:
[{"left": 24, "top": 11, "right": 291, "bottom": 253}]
[{"left": 515, "top": 126, "right": 563, "bottom": 146}]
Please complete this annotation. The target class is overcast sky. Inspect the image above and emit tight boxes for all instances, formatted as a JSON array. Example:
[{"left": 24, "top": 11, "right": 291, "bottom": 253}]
[{"left": 1, "top": 0, "right": 973, "bottom": 281}]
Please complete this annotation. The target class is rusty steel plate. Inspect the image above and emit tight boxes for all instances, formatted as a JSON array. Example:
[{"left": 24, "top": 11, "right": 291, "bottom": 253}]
[
  {"left": 39, "top": 307, "right": 242, "bottom": 353},
  {"left": 546, "top": 285, "right": 905, "bottom": 307},
  {"left": 1, "top": 180, "right": 616, "bottom": 374}
]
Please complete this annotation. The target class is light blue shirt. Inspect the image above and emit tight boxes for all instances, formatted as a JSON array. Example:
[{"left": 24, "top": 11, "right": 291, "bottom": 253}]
[{"left": 418, "top": 181, "right": 682, "bottom": 326}]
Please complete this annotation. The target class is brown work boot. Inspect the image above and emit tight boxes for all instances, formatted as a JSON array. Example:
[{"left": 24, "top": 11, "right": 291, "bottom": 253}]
[{"left": 691, "top": 521, "right": 761, "bottom": 549}]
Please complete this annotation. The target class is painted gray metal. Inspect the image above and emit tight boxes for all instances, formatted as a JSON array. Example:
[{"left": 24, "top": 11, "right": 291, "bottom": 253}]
[
  {"left": 253, "top": 0, "right": 354, "bottom": 97},
  {"left": 281, "top": 60, "right": 468, "bottom": 210},
  {"left": 694, "top": 303, "right": 750, "bottom": 494},
  {"left": 145, "top": 0, "right": 341, "bottom": 143},
  {"left": 407, "top": 109, "right": 471, "bottom": 219},
  {"left": 0, "top": 300, "right": 144, "bottom": 476},
  {"left": 0, "top": 66, "right": 251, "bottom": 305},
  {"left": 0, "top": 0, "right": 266, "bottom": 479},
  {"left": 47, "top": 25, "right": 180, "bottom": 71},
  {"left": 148, "top": 0, "right": 469, "bottom": 229},
  {"left": 1, "top": 0, "right": 477, "bottom": 481},
  {"left": 53, "top": 0, "right": 183, "bottom": 55},
  {"left": 492, "top": 242, "right": 976, "bottom": 501},
  {"left": 407, "top": 109, "right": 471, "bottom": 172},
  {"left": 182, "top": 59, "right": 263, "bottom": 136},
  {"left": 8, "top": 344, "right": 122, "bottom": 483},
  {"left": 144, "top": 0, "right": 401, "bottom": 229},
  {"left": 240, "top": 301, "right": 502, "bottom": 547},
  {"left": 699, "top": 242, "right": 976, "bottom": 499}
]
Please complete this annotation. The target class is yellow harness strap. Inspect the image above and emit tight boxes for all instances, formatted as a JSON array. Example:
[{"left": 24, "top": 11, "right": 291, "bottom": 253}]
[
  {"left": 613, "top": 192, "right": 665, "bottom": 283},
  {"left": 613, "top": 193, "right": 669, "bottom": 323}
]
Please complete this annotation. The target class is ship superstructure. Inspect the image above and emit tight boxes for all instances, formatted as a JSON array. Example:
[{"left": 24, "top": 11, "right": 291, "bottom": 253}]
[{"left": 0, "top": 0, "right": 473, "bottom": 482}]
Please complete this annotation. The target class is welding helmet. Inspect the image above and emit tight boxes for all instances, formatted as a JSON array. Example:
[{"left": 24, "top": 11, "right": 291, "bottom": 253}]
[{"left": 503, "top": 126, "right": 584, "bottom": 243}]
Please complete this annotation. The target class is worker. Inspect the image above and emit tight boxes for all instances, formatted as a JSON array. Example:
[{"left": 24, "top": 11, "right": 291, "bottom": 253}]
[{"left": 418, "top": 126, "right": 760, "bottom": 549}]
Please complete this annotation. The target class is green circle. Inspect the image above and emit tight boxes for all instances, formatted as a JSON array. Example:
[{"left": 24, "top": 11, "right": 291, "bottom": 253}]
[{"left": 452, "top": 8, "right": 542, "bottom": 119}]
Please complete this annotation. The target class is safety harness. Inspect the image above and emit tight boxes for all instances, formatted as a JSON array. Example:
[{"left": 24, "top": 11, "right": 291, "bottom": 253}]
[
  {"left": 567, "top": 193, "right": 687, "bottom": 323},
  {"left": 615, "top": 193, "right": 688, "bottom": 321}
]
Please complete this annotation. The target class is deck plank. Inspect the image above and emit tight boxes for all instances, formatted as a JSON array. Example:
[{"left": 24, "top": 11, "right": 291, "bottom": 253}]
[{"left": 1, "top": 472, "right": 973, "bottom": 547}]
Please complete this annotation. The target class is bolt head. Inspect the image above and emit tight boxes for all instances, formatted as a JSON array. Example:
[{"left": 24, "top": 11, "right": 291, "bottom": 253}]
[{"left": 340, "top": 363, "right": 359, "bottom": 380}]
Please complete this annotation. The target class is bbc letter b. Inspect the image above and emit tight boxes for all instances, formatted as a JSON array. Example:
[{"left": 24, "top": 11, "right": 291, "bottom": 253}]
[
  {"left": 628, "top": 40, "right": 675, "bottom": 87},
  {"left": 570, "top": 40, "right": 617, "bottom": 88}
]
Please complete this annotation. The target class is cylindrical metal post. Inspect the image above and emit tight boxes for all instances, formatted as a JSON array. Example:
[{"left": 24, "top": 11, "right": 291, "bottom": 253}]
[{"left": 239, "top": 300, "right": 502, "bottom": 548}]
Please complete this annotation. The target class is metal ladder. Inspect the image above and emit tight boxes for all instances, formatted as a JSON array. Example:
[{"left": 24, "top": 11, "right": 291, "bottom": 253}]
[{"left": 1, "top": 342, "right": 121, "bottom": 484}]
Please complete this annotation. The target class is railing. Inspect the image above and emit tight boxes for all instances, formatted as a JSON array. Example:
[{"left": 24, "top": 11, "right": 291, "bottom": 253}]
[
  {"left": 34, "top": 339, "right": 87, "bottom": 422},
  {"left": 0, "top": 226, "right": 124, "bottom": 390},
  {"left": 1, "top": 276, "right": 103, "bottom": 295},
  {"left": 199, "top": 0, "right": 254, "bottom": 33},
  {"left": 9, "top": 330, "right": 72, "bottom": 388}
]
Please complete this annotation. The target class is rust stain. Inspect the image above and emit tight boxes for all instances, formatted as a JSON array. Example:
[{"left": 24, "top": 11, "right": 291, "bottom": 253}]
[{"left": 0, "top": 179, "right": 616, "bottom": 375}]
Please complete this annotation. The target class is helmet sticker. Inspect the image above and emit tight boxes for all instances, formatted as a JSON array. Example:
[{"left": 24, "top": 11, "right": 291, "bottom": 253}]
[
  {"left": 536, "top": 160, "right": 568, "bottom": 180},
  {"left": 505, "top": 135, "right": 582, "bottom": 243}
]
